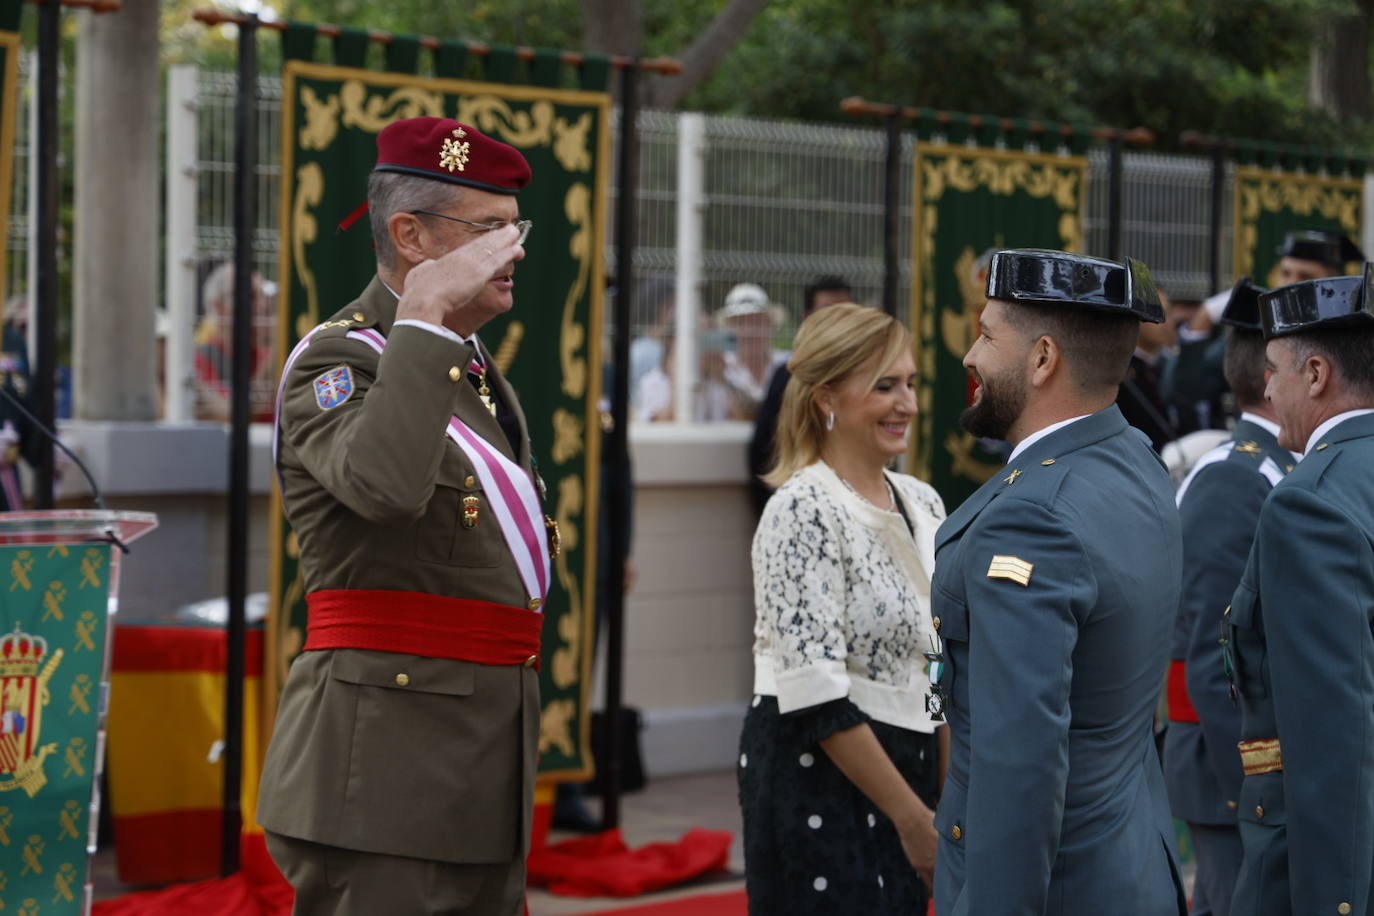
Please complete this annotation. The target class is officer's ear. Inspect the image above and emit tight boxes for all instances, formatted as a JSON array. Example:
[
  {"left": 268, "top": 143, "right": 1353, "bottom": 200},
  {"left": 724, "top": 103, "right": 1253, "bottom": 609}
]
[
  {"left": 1305, "top": 352, "right": 1333, "bottom": 398},
  {"left": 388, "top": 211, "right": 431, "bottom": 267},
  {"left": 1028, "top": 334, "right": 1061, "bottom": 389}
]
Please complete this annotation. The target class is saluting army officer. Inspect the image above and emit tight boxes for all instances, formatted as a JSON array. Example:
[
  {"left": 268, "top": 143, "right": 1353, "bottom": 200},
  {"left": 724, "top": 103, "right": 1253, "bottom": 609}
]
[
  {"left": 931, "top": 250, "right": 1187, "bottom": 916},
  {"left": 258, "top": 117, "right": 549, "bottom": 916},
  {"left": 1163, "top": 278, "right": 1295, "bottom": 916},
  {"left": 1226, "top": 267, "right": 1374, "bottom": 916}
]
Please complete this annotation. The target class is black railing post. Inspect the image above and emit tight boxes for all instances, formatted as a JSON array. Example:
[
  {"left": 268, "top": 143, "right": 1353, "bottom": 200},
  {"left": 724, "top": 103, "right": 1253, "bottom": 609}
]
[
  {"left": 34, "top": 0, "right": 59, "bottom": 507},
  {"left": 882, "top": 113, "right": 902, "bottom": 316},
  {"left": 602, "top": 61, "right": 639, "bottom": 831},
  {"left": 222, "top": 11, "right": 258, "bottom": 877}
]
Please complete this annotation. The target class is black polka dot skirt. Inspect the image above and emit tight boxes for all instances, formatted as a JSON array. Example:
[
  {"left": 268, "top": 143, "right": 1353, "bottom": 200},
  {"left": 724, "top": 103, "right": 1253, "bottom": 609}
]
[{"left": 737, "top": 694, "right": 938, "bottom": 915}]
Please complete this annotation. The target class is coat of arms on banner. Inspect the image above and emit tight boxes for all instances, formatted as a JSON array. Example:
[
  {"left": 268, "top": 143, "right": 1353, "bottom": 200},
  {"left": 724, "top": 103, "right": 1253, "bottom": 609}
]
[{"left": 0, "top": 628, "right": 62, "bottom": 798}]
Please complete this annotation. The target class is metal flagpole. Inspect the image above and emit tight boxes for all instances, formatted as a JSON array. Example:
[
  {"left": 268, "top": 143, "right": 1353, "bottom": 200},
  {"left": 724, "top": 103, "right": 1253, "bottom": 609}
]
[
  {"left": 881, "top": 113, "right": 901, "bottom": 317},
  {"left": 33, "top": 0, "right": 59, "bottom": 508}
]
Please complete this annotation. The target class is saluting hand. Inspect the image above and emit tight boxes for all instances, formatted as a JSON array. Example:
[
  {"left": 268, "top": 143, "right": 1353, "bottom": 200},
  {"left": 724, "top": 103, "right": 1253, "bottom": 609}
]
[{"left": 396, "top": 223, "right": 524, "bottom": 336}]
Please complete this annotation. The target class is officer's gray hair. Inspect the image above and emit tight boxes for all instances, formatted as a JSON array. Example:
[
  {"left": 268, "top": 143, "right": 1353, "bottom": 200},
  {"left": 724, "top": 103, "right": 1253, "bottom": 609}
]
[
  {"left": 1287, "top": 328, "right": 1374, "bottom": 398},
  {"left": 368, "top": 171, "right": 464, "bottom": 271}
]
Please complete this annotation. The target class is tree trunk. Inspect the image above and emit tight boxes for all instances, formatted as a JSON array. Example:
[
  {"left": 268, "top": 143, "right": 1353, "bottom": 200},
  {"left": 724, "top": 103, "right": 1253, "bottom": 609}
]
[
  {"left": 642, "top": 0, "right": 769, "bottom": 110},
  {"left": 582, "top": 0, "right": 643, "bottom": 57},
  {"left": 1309, "top": 0, "right": 1374, "bottom": 121}
]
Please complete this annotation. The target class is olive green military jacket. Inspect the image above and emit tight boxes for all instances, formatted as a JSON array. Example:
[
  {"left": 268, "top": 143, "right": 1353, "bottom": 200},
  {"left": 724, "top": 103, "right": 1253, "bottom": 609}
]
[{"left": 257, "top": 277, "right": 540, "bottom": 865}]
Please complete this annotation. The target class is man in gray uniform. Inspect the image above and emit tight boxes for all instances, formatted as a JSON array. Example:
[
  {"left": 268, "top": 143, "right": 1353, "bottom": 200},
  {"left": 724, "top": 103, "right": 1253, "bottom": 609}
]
[
  {"left": 1163, "top": 277, "right": 1293, "bottom": 916},
  {"left": 932, "top": 249, "right": 1186, "bottom": 915},
  {"left": 1225, "top": 266, "right": 1374, "bottom": 916}
]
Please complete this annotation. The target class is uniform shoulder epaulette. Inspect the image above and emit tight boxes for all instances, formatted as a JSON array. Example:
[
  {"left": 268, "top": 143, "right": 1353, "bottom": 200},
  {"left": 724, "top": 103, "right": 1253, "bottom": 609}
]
[{"left": 996, "top": 454, "right": 1071, "bottom": 507}]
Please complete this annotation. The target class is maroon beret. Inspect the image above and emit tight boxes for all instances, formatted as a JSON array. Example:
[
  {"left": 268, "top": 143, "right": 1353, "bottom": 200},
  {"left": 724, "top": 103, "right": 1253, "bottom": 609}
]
[{"left": 373, "top": 117, "right": 531, "bottom": 195}]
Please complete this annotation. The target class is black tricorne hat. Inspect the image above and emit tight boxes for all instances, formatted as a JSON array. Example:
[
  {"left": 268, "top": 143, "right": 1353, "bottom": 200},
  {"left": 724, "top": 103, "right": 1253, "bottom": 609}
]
[
  {"left": 1220, "top": 276, "right": 1268, "bottom": 332},
  {"left": 1276, "top": 230, "right": 1364, "bottom": 271},
  {"left": 985, "top": 249, "right": 1164, "bottom": 323},
  {"left": 1259, "top": 263, "right": 1374, "bottom": 339}
]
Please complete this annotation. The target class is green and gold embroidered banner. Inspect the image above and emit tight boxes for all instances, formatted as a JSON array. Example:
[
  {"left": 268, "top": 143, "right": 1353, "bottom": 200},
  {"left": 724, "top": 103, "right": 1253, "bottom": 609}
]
[
  {"left": 1233, "top": 167, "right": 1363, "bottom": 287},
  {"left": 269, "top": 62, "right": 608, "bottom": 780},
  {"left": 910, "top": 144, "right": 1088, "bottom": 510},
  {"left": 0, "top": 543, "right": 113, "bottom": 915}
]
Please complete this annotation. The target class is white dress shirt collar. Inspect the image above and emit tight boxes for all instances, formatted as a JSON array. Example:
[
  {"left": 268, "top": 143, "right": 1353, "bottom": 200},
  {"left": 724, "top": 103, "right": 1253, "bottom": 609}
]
[
  {"left": 1304, "top": 408, "right": 1374, "bottom": 456},
  {"left": 1008, "top": 414, "right": 1092, "bottom": 464}
]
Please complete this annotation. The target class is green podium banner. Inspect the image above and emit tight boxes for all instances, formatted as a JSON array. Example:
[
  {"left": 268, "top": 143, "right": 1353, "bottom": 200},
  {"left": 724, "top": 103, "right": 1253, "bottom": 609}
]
[
  {"left": 0, "top": 543, "right": 112, "bottom": 915},
  {"left": 910, "top": 144, "right": 1088, "bottom": 510},
  {"left": 269, "top": 62, "right": 608, "bottom": 779},
  {"left": 1233, "top": 166, "right": 1363, "bottom": 287}
]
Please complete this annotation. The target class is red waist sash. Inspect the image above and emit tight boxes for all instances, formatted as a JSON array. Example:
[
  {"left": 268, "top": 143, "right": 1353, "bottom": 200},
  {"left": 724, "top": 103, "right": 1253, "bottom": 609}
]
[
  {"left": 1166, "top": 660, "right": 1200, "bottom": 724},
  {"left": 305, "top": 589, "right": 542, "bottom": 669}
]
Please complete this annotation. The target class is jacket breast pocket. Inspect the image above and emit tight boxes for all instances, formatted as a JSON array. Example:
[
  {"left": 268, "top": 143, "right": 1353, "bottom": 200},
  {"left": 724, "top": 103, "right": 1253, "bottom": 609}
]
[
  {"left": 1226, "top": 584, "right": 1267, "bottom": 701},
  {"left": 415, "top": 462, "right": 504, "bottom": 568}
]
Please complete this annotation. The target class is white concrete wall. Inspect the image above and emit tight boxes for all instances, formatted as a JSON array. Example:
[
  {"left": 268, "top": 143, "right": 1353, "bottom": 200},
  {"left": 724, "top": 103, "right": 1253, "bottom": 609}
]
[{"left": 54, "top": 420, "right": 760, "bottom": 774}]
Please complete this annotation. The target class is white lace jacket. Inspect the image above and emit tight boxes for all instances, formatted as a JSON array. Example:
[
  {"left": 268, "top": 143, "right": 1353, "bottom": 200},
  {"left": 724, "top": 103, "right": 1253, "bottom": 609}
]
[{"left": 751, "top": 461, "right": 946, "bottom": 733}]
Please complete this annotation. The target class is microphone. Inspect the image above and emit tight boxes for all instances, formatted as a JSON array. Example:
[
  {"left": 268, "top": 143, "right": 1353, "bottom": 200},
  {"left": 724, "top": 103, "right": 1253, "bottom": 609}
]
[{"left": 0, "top": 383, "right": 130, "bottom": 554}]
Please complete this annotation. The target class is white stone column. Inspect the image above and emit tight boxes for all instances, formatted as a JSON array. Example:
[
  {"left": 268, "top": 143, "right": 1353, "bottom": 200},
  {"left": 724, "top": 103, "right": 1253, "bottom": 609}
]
[{"left": 72, "top": 0, "right": 160, "bottom": 420}]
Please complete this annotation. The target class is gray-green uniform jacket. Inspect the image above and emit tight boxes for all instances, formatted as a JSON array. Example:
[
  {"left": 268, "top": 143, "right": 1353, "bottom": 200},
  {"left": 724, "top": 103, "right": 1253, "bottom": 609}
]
[
  {"left": 1227, "top": 412, "right": 1374, "bottom": 916},
  {"left": 257, "top": 277, "right": 541, "bottom": 865}
]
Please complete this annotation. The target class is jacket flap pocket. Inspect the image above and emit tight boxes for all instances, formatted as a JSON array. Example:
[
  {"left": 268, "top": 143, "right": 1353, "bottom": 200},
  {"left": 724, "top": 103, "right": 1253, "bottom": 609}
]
[
  {"left": 933, "top": 776, "right": 967, "bottom": 845},
  {"left": 435, "top": 460, "right": 481, "bottom": 491},
  {"left": 1228, "top": 583, "right": 1258, "bottom": 629},
  {"left": 330, "top": 651, "right": 476, "bottom": 696},
  {"left": 933, "top": 591, "right": 969, "bottom": 642}
]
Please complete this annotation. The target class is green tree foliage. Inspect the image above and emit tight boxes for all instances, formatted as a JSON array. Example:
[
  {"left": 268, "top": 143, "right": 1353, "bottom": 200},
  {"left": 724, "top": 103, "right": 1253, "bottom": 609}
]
[{"left": 165, "top": 0, "right": 1374, "bottom": 149}]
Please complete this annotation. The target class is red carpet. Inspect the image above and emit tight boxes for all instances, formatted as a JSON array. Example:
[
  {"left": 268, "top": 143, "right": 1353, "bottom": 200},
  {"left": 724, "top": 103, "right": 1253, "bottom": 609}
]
[
  {"left": 566, "top": 889, "right": 747, "bottom": 916},
  {"left": 527, "top": 828, "right": 733, "bottom": 897}
]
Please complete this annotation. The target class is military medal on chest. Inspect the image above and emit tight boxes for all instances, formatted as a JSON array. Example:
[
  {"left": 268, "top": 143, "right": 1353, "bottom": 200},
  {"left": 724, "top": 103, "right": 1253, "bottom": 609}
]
[{"left": 469, "top": 359, "right": 496, "bottom": 417}]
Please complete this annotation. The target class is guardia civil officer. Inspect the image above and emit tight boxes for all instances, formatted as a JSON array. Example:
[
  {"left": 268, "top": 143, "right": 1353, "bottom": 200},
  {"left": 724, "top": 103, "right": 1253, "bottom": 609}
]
[
  {"left": 931, "top": 249, "right": 1187, "bottom": 916},
  {"left": 1162, "top": 278, "right": 1295, "bottom": 916},
  {"left": 1225, "top": 266, "right": 1374, "bottom": 916},
  {"left": 259, "top": 118, "right": 548, "bottom": 915},
  {"left": 1164, "top": 230, "right": 1365, "bottom": 425}
]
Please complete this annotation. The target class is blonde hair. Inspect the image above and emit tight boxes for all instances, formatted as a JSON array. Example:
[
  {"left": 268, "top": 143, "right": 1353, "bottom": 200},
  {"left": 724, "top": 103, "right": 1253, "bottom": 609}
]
[{"left": 764, "top": 303, "right": 911, "bottom": 488}]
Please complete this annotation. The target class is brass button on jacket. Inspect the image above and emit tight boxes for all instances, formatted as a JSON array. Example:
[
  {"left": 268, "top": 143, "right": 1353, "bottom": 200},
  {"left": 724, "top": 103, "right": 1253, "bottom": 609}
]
[
  {"left": 394, "top": 673, "right": 410, "bottom": 687},
  {"left": 528, "top": 597, "right": 542, "bottom": 611},
  {"left": 1254, "top": 805, "right": 1264, "bottom": 819},
  {"left": 352, "top": 312, "right": 366, "bottom": 322},
  {"left": 523, "top": 655, "right": 538, "bottom": 668},
  {"left": 1338, "top": 904, "right": 1351, "bottom": 915},
  {"left": 464, "top": 475, "right": 477, "bottom": 489},
  {"left": 950, "top": 825, "right": 962, "bottom": 840},
  {"left": 932, "top": 617, "right": 942, "bottom": 631},
  {"left": 448, "top": 366, "right": 463, "bottom": 382}
]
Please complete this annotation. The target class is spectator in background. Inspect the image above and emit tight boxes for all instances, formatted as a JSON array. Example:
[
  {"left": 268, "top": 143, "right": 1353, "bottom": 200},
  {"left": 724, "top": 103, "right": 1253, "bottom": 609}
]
[
  {"left": 748, "top": 275, "right": 852, "bottom": 515},
  {"left": 0, "top": 295, "right": 39, "bottom": 509},
  {"left": 628, "top": 278, "right": 675, "bottom": 402},
  {"left": 704, "top": 283, "right": 785, "bottom": 421},
  {"left": 194, "top": 261, "right": 277, "bottom": 422},
  {"left": 1118, "top": 288, "right": 1179, "bottom": 451}
]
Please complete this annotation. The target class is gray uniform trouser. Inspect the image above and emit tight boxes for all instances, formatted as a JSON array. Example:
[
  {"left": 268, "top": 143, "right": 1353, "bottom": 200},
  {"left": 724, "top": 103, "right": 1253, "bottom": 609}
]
[
  {"left": 266, "top": 831, "right": 525, "bottom": 916},
  {"left": 1187, "top": 822, "right": 1243, "bottom": 916}
]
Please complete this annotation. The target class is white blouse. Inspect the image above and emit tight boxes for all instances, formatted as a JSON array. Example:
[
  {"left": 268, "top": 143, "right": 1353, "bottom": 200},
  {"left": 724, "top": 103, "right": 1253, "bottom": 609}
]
[{"left": 751, "top": 461, "right": 946, "bottom": 733}]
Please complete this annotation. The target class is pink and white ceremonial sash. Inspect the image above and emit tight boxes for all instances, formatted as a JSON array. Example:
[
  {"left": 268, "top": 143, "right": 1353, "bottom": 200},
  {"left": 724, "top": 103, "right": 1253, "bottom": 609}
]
[{"left": 274, "top": 323, "right": 549, "bottom": 606}]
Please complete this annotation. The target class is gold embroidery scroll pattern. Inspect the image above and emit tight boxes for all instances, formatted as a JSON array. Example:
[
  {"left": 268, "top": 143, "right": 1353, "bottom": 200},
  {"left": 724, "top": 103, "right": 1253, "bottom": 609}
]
[
  {"left": 456, "top": 97, "right": 554, "bottom": 147},
  {"left": 552, "top": 112, "right": 593, "bottom": 173},
  {"left": 298, "top": 85, "right": 340, "bottom": 151},
  {"left": 1236, "top": 174, "right": 1362, "bottom": 278},
  {"left": 492, "top": 321, "right": 524, "bottom": 375},
  {"left": 559, "top": 183, "right": 592, "bottom": 399},
  {"left": 539, "top": 698, "right": 576, "bottom": 758},
  {"left": 292, "top": 163, "right": 324, "bottom": 334},
  {"left": 340, "top": 80, "right": 442, "bottom": 132},
  {"left": 550, "top": 409, "right": 585, "bottom": 465},
  {"left": 549, "top": 474, "right": 584, "bottom": 693}
]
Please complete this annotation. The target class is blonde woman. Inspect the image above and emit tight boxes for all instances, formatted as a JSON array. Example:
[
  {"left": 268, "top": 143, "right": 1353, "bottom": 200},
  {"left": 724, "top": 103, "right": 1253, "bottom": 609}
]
[{"left": 738, "top": 303, "right": 946, "bottom": 915}]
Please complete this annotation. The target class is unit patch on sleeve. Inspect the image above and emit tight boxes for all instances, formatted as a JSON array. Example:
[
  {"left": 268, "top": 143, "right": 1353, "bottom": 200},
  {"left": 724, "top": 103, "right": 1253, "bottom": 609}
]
[{"left": 313, "top": 365, "right": 355, "bottom": 410}]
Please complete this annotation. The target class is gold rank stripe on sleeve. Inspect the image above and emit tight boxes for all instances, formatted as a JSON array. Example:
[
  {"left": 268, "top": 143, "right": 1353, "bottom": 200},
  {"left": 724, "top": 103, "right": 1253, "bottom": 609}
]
[
  {"left": 1237, "top": 738, "right": 1284, "bottom": 776},
  {"left": 987, "top": 555, "right": 1034, "bottom": 586}
]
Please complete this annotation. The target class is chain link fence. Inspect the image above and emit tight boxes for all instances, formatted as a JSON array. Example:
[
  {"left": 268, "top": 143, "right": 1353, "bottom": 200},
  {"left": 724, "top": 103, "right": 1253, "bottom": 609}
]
[{"left": 157, "top": 70, "right": 1241, "bottom": 423}]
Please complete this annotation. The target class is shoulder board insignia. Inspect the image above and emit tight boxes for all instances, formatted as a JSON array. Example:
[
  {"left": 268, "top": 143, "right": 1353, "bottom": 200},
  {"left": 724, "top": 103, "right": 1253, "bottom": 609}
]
[
  {"left": 320, "top": 318, "right": 355, "bottom": 330},
  {"left": 1234, "top": 441, "right": 1262, "bottom": 456},
  {"left": 313, "top": 365, "right": 354, "bottom": 410},
  {"left": 987, "top": 555, "right": 1033, "bottom": 586}
]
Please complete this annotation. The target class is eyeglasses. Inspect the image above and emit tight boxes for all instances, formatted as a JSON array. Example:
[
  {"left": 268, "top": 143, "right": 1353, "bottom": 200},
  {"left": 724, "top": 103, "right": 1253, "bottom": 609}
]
[{"left": 410, "top": 210, "right": 532, "bottom": 245}]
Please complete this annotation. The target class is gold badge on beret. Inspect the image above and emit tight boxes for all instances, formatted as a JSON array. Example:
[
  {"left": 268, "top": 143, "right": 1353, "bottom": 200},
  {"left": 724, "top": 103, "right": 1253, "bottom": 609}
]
[
  {"left": 440, "top": 127, "right": 470, "bottom": 173},
  {"left": 987, "top": 555, "right": 1034, "bottom": 587}
]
